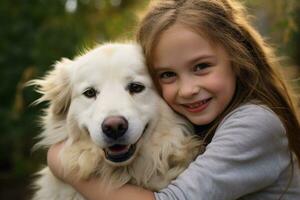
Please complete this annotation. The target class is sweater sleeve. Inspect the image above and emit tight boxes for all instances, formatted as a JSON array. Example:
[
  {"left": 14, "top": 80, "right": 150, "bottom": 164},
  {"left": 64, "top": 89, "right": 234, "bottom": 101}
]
[{"left": 154, "top": 104, "right": 290, "bottom": 200}]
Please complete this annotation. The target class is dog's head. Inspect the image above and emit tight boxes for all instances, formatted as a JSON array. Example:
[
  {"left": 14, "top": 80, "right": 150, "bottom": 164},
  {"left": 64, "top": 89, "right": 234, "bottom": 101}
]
[{"left": 35, "top": 43, "right": 161, "bottom": 166}]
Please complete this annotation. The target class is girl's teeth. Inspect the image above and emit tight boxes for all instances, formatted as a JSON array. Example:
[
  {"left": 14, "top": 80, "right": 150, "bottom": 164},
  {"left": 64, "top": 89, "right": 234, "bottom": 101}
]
[{"left": 187, "top": 99, "right": 208, "bottom": 108}]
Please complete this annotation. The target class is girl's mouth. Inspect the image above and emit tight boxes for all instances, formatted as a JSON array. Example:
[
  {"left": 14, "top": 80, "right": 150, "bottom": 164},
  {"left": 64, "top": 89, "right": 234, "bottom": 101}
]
[{"left": 182, "top": 98, "right": 212, "bottom": 113}]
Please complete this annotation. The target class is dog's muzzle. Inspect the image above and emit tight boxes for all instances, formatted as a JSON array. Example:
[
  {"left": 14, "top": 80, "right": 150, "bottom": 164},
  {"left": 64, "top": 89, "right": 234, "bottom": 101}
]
[{"left": 102, "top": 117, "right": 149, "bottom": 164}]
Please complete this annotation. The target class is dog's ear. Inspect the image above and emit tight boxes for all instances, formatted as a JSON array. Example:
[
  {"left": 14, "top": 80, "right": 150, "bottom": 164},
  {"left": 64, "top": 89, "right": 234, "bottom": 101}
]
[{"left": 30, "top": 58, "right": 73, "bottom": 116}]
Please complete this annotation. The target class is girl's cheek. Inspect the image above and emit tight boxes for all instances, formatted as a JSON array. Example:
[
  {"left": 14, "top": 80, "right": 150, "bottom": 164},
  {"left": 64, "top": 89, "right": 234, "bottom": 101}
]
[{"left": 161, "top": 85, "right": 173, "bottom": 103}]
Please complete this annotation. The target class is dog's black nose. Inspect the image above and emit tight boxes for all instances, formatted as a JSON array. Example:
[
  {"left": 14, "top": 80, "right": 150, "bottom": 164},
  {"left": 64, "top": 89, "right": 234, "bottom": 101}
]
[{"left": 102, "top": 116, "right": 128, "bottom": 140}]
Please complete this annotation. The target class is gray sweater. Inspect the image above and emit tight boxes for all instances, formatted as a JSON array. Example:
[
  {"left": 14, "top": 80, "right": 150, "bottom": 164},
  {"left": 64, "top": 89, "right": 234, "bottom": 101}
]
[{"left": 155, "top": 104, "right": 300, "bottom": 200}]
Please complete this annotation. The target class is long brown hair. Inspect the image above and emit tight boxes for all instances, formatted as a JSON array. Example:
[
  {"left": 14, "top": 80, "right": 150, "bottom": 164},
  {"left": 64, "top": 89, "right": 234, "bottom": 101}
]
[{"left": 136, "top": 0, "right": 300, "bottom": 164}]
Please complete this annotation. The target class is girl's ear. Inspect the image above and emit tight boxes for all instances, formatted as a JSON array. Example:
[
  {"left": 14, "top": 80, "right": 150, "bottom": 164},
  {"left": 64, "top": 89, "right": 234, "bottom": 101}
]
[{"left": 30, "top": 58, "right": 73, "bottom": 116}]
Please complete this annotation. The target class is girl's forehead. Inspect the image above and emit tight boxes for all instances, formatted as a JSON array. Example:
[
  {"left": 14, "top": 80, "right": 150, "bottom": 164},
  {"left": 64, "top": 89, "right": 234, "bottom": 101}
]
[
  {"left": 152, "top": 23, "right": 228, "bottom": 66},
  {"left": 154, "top": 23, "right": 220, "bottom": 54}
]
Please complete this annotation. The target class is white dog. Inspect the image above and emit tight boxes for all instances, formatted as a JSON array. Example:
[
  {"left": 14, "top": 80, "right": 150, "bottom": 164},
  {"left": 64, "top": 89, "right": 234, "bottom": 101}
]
[{"left": 31, "top": 43, "right": 203, "bottom": 200}]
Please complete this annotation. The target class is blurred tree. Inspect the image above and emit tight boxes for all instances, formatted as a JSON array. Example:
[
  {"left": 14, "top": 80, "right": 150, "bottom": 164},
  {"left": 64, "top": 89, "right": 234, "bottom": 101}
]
[
  {"left": 286, "top": 2, "right": 300, "bottom": 67},
  {"left": 245, "top": 0, "right": 300, "bottom": 93},
  {"left": 0, "top": 0, "right": 147, "bottom": 199},
  {"left": 245, "top": 0, "right": 300, "bottom": 65}
]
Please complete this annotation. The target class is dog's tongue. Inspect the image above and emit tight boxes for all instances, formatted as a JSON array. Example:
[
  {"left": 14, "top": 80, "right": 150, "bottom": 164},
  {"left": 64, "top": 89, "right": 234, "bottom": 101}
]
[{"left": 108, "top": 144, "right": 128, "bottom": 152}]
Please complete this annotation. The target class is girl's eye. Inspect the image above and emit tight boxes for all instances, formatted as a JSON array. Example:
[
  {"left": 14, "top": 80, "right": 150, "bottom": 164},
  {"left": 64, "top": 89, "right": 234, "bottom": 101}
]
[
  {"left": 159, "top": 71, "right": 176, "bottom": 79},
  {"left": 158, "top": 71, "right": 176, "bottom": 84},
  {"left": 194, "top": 63, "right": 211, "bottom": 72},
  {"left": 83, "top": 88, "right": 97, "bottom": 98},
  {"left": 127, "top": 82, "right": 145, "bottom": 94}
]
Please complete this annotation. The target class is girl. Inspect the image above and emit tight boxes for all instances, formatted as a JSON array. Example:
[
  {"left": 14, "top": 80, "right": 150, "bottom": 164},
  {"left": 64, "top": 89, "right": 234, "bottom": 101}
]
[{"left": 48, "top": 0, "right": 300, "bottom": 199}]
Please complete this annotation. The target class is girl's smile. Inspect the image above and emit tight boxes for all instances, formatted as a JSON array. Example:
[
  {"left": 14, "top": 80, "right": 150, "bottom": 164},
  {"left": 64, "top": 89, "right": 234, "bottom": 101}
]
[
  {"left": 153, "top": 24, "right": 236, "bottom": 125},
  {"left": 181, "top": 97, "right": 212, "bottom": 113}
]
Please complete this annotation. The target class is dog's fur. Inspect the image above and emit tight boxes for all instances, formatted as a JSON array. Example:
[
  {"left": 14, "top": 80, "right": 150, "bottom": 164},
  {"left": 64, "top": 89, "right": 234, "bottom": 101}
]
[{"left": 31, "top": 43, "right": 203, "bottom": 200}]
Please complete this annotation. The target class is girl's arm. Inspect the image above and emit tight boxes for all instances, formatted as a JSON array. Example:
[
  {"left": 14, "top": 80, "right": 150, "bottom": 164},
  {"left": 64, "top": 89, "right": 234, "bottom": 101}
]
[
  {"left": 152, "top": 104, "right": 292, "bottom": 200},
  {"left": 47, "top": 142, "right": 155, "bottom": 200},
  {"left": 71, "top": 179, "right": 155, "bottom": 200},
  {"left": 48, "top": 104, "right": 292, "bottom": 200}
]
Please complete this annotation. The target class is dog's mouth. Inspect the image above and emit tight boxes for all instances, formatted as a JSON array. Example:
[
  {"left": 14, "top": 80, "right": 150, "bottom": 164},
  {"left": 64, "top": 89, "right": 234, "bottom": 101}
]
[
  {"left": 104, "top": 144, "right": 136, "bottom": 163},
  {"left": 103, "top": 123, "right": 149, "bottom": 164}
]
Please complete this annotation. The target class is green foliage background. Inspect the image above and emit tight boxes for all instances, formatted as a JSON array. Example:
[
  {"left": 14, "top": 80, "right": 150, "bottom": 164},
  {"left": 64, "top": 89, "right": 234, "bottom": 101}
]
[
  {"left": 0, "top": 0, "right": 148, "bottom": 199},
  {"left": 0, "top": 0, "right": 299, "bottom": 199}
]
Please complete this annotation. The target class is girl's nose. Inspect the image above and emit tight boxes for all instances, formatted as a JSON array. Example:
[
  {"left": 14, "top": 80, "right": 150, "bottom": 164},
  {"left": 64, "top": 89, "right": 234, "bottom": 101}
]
[{"left": 178, "top": 80, "right": 200, "bottom": 98}]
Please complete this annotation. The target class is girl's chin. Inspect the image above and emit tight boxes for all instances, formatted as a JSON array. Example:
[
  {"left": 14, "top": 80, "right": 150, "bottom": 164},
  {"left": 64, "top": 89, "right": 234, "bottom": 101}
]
[
  {"left": 189, "top": 118, "right": 213, "bottom": 126},
  {"left": 185, "top": 112, "right": 216, "bottom": 125}
]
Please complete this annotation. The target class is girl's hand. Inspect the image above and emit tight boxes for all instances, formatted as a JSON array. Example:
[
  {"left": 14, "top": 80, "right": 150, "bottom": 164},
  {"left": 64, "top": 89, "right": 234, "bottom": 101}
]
[
  {"left": 47, "top": 142, "right": 155, "bottom": 200},
  {"left": 47, "top": 141, "right": 70, "bottom": 182}
]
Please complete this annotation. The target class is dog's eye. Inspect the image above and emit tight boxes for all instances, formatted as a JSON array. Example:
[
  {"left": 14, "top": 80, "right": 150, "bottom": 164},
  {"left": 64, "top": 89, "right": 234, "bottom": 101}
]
[
  {"left": 127, "top": 82, "right": 145, "bottom": 94},
  {"left": 83, "top": 88, "right": 97, "bottom": 98}
]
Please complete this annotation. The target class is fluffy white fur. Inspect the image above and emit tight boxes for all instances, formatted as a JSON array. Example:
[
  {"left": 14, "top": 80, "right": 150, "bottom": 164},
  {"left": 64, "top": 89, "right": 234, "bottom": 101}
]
[{"left": 31, "top": 43, "right": 203, "bottom": 200}]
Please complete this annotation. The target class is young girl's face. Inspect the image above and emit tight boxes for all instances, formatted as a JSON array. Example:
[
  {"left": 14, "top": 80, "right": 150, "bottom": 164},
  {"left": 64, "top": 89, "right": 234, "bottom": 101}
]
[{"left": 153, "top": 24, "right": 236, "bottom": 125}]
